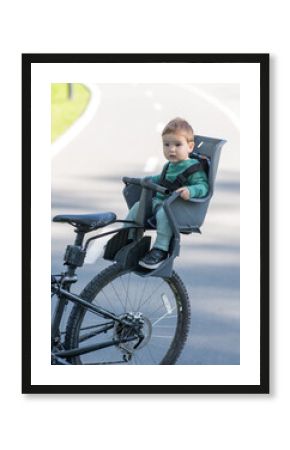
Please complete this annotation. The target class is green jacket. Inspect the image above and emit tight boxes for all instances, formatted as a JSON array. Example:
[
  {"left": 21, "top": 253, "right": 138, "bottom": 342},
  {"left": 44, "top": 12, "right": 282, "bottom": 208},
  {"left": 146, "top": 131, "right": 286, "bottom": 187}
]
[{"left": 150, "top": 159, "right": 209, "bottom": 201}]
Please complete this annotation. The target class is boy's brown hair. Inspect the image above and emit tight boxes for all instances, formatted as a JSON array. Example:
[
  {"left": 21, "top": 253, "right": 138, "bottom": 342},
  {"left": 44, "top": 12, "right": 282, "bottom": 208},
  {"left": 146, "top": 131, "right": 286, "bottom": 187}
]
[{"left": 162, "top": 117, "right": 194, "bottom": 142}]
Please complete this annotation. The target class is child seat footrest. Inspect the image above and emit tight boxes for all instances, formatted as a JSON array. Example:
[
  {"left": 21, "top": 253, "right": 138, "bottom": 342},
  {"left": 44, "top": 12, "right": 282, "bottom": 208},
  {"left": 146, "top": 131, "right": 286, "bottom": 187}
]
[{"left": 115, "top": 237, "right": 151, "bottom": 269}]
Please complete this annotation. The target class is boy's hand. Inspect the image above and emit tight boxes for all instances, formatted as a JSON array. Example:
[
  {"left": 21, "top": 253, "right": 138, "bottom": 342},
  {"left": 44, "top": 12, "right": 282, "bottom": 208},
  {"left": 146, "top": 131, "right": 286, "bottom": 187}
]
[{"left": 176, "top": 187, "right": 190, "bottom": 201}]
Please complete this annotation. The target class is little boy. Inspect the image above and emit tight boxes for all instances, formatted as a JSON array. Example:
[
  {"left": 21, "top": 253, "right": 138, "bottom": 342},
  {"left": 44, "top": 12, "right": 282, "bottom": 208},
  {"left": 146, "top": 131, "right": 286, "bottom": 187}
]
[{"left": 126, "top": 117, "right": 209, "bottom": 269}]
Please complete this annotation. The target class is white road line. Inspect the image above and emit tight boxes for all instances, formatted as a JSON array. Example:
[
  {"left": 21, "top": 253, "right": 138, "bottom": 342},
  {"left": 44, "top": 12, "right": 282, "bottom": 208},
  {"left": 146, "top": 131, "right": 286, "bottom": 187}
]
[
  {"left": 51, "top": 83, "right": 101, "bottom": 158},
  {"left": 178, "top": 84, "right": 240, "bottom": 131},
  {"left": 153, "top": 102, "right": 163, "bottom": 111},
  {"left": 156, "top": 122, "right": 165, "bottom": 133},
  {"left": 151, "top": 335, "right": 172, "bottom": 339},
  {"left": 143, "top": 156, "right": 159, "bottom": 173},
  {"left": 145, "top": 89, "right": 154, "bottom": 98}
]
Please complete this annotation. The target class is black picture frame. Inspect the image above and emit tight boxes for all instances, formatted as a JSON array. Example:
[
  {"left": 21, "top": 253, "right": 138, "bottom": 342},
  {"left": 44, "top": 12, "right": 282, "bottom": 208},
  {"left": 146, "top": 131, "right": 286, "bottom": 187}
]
[{"left": 22, "top": 53, "right": 269, "bottom": 394}]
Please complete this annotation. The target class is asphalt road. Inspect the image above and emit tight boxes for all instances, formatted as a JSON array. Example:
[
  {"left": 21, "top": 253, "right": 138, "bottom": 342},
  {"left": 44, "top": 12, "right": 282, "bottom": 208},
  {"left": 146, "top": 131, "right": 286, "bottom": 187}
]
[{"left": 51, "top": 83, "right": 240, "bottom": 365}]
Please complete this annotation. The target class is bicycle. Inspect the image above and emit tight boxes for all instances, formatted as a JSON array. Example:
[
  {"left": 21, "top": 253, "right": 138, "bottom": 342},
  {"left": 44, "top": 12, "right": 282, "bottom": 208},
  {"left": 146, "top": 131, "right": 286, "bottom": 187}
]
[
  {"left": 51, "top": 178, "right": 191, "bottom": 365},
  {"left": 51, "top": 135, "right": 225, "bottom": 365}
]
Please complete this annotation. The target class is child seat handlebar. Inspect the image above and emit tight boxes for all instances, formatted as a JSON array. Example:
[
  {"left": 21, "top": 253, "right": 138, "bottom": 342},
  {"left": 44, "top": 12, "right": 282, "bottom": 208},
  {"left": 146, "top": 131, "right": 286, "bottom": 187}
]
[{"left": 122, "top": 177, "right": 170, "bottom": 195}]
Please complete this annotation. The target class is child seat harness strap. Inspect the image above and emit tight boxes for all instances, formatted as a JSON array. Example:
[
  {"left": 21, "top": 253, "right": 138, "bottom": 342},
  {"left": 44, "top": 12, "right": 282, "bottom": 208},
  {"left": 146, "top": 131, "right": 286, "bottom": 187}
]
[{"left": 159, "top": 159, "right": 207, "bottom": 193}]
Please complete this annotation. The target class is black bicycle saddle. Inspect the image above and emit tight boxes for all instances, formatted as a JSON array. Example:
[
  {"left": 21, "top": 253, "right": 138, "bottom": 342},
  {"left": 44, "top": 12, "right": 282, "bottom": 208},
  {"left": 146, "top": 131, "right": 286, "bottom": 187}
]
[{"left": 53, "top": 212, "right": 117, "bottom": 230}]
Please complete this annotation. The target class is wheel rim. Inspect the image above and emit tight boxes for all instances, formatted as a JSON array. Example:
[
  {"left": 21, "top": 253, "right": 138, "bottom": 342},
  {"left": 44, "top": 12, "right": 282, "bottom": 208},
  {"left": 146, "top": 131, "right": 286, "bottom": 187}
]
[{"left": 74, "top": 270, "right": 182, "bottom": 365}]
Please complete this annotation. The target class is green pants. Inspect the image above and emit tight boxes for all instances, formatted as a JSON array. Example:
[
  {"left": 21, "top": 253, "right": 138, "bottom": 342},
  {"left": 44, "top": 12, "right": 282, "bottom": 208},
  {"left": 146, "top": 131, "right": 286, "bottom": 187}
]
[{"left": 125, "top": 197, "right": 172, "bottom": 252}]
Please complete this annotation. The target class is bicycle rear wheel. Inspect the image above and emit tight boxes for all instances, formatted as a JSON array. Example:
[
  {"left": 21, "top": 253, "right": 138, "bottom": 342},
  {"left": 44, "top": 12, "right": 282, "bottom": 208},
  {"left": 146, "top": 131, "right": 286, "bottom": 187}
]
[{"left": 65, "top": 263, "right": 191, "bottom": 365}]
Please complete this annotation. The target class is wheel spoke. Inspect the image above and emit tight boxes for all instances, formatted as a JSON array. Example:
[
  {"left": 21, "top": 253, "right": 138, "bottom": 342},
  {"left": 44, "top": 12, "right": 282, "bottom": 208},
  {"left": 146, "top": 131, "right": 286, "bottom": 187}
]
[
  {"left": 137, "top": 280, "right": 165, "bottom": 310},
  {"left": 109, "top": 279, "right": 126, "bottom": 311},
  {"left": 66, "top": 266, "right": 189, "bottom": 365},
  {"left": 136, "top": 277, "right": 150, "bottom": 311},
  {"left": 99, "top": 287, "right": 116, "bottom": 313}
]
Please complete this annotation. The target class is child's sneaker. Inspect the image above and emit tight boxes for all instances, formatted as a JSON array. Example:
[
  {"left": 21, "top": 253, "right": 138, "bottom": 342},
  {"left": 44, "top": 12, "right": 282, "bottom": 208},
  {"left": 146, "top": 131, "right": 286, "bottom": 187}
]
[{"left": 139, "top": 248, "right": 168, "bottom": 269}]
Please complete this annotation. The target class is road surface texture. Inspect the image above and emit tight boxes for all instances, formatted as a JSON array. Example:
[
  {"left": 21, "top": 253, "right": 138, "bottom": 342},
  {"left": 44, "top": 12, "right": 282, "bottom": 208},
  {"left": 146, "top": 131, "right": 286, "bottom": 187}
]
[{"left": 51, "top": 83, "right": 240, "bottom": 365}]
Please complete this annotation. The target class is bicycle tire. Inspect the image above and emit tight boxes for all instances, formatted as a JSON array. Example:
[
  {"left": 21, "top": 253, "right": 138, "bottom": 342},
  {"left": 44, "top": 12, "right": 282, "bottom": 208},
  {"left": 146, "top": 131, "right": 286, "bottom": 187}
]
[{"left": 65, "top": 263, "right": 191, "bottom": 365}]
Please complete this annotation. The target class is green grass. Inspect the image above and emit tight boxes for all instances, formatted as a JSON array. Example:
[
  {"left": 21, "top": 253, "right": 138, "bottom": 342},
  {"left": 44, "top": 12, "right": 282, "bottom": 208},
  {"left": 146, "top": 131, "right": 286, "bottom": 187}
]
[{"left": 51, "top": 83, "right": 91, "bottom": 142}]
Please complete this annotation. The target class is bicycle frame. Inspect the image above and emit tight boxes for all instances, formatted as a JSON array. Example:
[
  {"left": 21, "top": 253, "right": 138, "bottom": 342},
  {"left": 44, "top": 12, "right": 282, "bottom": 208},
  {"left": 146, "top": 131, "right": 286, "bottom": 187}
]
[
  {"left": 51, "top": 222, "right": 144, "bottom": 364},
  {"left": 51, "top": 183, "right": 184, "bottom": 364}
]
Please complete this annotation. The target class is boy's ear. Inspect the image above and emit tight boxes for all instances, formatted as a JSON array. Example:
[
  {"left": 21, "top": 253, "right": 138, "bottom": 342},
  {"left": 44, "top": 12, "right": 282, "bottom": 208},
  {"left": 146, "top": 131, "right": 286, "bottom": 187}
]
[{"left": 189, "top": 141, "right": 195, "bottom": 152}]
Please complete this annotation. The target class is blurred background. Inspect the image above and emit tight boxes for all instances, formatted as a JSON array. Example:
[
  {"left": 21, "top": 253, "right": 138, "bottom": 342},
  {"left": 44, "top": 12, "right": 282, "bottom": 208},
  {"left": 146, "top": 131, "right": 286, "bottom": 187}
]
[{"left": 51, "top": 82, "right": 240, "bottom": 364}]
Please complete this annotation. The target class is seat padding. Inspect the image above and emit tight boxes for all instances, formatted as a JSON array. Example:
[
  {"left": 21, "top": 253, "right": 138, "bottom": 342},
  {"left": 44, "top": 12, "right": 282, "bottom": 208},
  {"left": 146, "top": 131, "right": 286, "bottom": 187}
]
[{"left": 53, "top": 212, "right": 116, "bottom": 230}]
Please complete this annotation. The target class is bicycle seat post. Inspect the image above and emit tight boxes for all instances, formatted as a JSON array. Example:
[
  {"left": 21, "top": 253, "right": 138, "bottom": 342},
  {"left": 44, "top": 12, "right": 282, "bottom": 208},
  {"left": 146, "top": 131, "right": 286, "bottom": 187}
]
[
  {"left": 74, "top": 228, "right": 86, "bottom": 247},
  {"left": 62, "top": 228, "right": 87, "bottom": 280}
]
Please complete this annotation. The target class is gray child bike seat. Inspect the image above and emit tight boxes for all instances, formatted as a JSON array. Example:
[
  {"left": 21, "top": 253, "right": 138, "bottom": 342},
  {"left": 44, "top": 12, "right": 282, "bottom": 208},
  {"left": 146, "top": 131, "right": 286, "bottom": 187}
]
[{"left": 123, "top": 134, "right": 226, "bottom": 233}]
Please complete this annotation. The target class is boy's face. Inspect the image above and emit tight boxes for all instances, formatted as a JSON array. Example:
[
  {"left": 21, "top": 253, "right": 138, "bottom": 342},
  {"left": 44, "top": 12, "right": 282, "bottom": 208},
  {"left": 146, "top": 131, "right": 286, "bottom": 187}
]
[{"left": 162, "top": 133, "right": 194, "bottom": 163}]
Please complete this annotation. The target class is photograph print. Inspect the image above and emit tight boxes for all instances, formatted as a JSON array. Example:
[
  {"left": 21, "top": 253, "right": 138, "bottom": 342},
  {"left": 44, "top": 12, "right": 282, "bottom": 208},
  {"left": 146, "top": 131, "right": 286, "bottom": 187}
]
[{"left": 22, "top": 53, "right": 269, "bottom": 393}]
